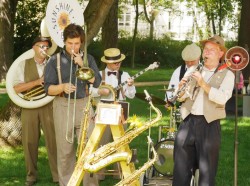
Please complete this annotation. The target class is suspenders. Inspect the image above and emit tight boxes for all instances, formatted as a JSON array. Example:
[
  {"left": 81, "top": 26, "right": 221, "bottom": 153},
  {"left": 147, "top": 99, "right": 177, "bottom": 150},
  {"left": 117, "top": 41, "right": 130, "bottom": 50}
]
[{"left": 102, "top": 70, "right": 125, "bottom": 100}]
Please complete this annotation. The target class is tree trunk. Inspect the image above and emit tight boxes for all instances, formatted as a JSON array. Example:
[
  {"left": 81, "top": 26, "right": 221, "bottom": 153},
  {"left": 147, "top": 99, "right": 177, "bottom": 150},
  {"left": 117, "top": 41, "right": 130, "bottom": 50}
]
[
  {"left": 102, "top": 0, "right": 118, "bottom": 49},
  {"left": 131, "top": 0, "right": 139, "bottom": 68},
  {"left": 238, "top": 0, "right": 250, "bottom": 81},
  {"left": 84, "top": 0, "right": 115, "bottom": 46},
  {"left": 0, "top": 0, "right": 18, "bottom": 80}
]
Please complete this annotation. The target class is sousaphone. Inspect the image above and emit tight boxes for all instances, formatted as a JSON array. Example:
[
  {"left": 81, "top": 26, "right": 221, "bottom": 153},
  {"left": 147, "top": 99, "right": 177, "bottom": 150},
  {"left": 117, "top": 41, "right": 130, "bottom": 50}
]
[{"left": 6, "top": 18, "right": 57, "bottom": 109}]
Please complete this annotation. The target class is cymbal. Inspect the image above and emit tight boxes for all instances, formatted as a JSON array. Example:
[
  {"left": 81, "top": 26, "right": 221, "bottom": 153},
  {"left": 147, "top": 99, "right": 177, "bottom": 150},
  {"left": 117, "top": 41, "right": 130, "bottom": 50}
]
[
  {"left": 158, "top": 88, "right": 175, "bottom": 92},
  {"left": 135, "top": 93, "right": 166, "bottom": 105}
]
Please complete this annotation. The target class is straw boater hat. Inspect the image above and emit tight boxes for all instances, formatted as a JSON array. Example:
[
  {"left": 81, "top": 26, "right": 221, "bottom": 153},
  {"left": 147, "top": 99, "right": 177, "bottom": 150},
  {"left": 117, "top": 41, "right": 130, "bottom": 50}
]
[
  {"left": 200, "top": 35, "right": 227, "bottom": 53},
  {"left": 181, "top": 43, "right": 201, "bottom": 61},
  {"left": 101, "top": 48, "right": 126, "bottom": 63}
]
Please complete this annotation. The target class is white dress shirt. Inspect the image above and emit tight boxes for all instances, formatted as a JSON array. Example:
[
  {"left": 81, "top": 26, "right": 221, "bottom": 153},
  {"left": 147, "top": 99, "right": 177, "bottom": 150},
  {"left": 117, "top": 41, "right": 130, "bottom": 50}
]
[
  {"left": 14, "top": 59, "right": 46, "bottom": 85},
  {"left": 191, "top": 66, "right": 235, "bottom": 115},
  {"left": 91, "top": 68, "right": 136, "bottom": 101}
]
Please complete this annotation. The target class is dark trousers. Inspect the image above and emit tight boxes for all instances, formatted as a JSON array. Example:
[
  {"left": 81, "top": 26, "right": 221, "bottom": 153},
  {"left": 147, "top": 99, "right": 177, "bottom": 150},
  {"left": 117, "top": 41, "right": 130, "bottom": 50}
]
[{"left": 172, "top": 114, "right": 221, "bottom": 186}]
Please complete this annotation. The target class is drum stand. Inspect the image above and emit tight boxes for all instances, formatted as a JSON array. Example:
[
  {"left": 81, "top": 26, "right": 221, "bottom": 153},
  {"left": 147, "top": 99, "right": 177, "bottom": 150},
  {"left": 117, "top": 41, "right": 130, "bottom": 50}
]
[{"left": 143, "top": 105, "right": 174, "bottom": 186}]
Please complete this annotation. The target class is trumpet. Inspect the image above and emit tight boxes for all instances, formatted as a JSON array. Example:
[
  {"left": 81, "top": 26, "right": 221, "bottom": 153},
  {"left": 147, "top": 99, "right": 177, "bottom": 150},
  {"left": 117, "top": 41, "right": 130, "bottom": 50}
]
[{"left": 169, "top": 60, "right": 204, "bottom": 104}]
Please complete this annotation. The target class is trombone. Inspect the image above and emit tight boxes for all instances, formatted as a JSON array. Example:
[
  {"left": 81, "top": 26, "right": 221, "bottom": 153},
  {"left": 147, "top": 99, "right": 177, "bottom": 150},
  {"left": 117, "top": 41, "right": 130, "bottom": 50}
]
[{"left": 66, "top": 25, "right": 95, "bottom": 143}]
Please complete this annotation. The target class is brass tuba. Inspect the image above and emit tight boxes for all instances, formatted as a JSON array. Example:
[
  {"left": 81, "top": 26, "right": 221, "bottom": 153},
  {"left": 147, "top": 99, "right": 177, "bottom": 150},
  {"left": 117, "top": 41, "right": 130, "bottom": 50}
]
[{"left": 6, "top": 18, "right": 57, "bottom": 109}]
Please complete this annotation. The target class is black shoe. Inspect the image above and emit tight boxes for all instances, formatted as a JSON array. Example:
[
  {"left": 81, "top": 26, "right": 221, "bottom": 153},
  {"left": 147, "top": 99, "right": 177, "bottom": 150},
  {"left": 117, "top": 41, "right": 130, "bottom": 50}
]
[{"left": 25, "top": 180, "right": 36, "bottom": 186}]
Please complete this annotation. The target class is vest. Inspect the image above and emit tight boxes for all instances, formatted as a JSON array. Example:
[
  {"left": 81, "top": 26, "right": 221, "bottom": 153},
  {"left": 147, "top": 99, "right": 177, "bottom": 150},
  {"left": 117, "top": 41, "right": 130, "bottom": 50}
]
[
  {"left": 181, "top": 68, "right": 229, "bottom": 123},
  {"left": 24, "top": 58, "right": 40, "bottom": 82}
]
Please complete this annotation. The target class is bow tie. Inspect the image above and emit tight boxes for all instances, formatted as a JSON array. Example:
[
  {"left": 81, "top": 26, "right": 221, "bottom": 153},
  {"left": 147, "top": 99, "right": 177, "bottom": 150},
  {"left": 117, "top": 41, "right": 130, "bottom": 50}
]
[{"left": 107, "top": 71, "right": 117, "bottom": 76}]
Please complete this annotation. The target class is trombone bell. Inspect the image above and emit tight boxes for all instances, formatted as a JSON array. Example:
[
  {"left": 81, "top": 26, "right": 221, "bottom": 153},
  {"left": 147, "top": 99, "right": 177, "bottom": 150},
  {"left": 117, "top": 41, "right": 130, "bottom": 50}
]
[{"left": 76, "top": 67, "right": 95, "bottom": 80}]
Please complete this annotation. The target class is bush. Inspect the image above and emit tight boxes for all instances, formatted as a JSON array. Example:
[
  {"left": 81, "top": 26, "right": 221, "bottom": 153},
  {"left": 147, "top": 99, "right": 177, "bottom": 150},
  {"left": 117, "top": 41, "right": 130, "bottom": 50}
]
[{"left": 88, "top": 36, "right": 195, "bottom": 69}]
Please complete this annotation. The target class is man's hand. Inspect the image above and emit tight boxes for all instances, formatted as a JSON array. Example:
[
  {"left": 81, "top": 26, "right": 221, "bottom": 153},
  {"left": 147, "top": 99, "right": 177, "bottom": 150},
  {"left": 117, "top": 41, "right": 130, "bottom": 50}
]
[
  {"left": 62, "top": 83, "right": 76, "bottom": 94},
  {"left": 127, "top": 78, "right": 134, "bottom": 86},
  {"left": 73, "top": 52, "right": 83, "bottom": 67},
  {"left": 98, "top": 88, "right": 110, "bottom": 96}
]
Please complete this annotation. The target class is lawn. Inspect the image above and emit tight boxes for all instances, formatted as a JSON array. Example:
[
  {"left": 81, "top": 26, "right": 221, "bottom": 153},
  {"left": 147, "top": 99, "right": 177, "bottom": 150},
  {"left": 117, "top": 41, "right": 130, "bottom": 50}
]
[{"left": 0, "top": 67, "right": 250, "bottom": 186}]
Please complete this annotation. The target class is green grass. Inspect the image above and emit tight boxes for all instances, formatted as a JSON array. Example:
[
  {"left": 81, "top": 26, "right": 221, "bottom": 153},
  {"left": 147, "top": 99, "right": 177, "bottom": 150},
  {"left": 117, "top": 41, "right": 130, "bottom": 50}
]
[{"left": 0, "top": 67, "right": 250, "bottom": 185}]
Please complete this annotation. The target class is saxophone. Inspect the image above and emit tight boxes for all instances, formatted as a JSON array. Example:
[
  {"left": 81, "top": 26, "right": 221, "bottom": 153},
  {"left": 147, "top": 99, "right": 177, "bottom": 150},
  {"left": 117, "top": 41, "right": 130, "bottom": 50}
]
[
  {"left": 77, "top": 85, "right": 93, "bottom": 158},
  {"left": 83, "top": 90, "right": 162, "bottom": 172},
  {"left": 115, "top": 136, "right": 158, "bottom": 186},
  {"left": 68, "top": 90, "right": 162, "bottom": 186}
]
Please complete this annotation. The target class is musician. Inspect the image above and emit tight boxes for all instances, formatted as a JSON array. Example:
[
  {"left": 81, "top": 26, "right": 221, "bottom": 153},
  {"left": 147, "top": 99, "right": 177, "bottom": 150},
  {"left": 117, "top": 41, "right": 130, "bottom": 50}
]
[
  {"left": 44, "top": 24, "right": 101, "bottom": 186},
  {"left": 172, "top": 35, "right": 235, "bottom": 186},
  {"left": 92, "top": 48, "right": 136, "bottom": 100},
  {"left": 14, "top": 37, "right": 58, "bottom": 186},
  {"left": 165, "top": 43, "right": 201, "bottom": 100},
  {"left": 91, "top": 48, "right": 136, "bottom": 180}
]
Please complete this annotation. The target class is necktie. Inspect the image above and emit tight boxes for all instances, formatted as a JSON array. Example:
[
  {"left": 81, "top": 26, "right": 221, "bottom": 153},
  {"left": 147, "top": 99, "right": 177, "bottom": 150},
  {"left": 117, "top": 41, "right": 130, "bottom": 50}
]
[{"left": 108, "top": 71, "right": 117, "bottom": 76}]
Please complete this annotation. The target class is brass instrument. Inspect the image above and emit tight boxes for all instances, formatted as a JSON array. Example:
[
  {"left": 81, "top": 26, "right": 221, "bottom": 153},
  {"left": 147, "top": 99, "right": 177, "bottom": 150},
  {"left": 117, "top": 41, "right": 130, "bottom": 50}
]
[
  {"left": 115, "top": 136, "right": 158, "bottom": 186},
  {"left": 66, "top": 25, "right": 95, "bottom": 143},
  {"left": 83, "top": 90, "right": 162, "bottom": 172},
  {"left": 76, "top": 85, "right": 93, "bottom": 158},
  {"left": 67, "top": 90, "right": 162, "bottom": 186},
  {"left": 22, "top": 86, "right": 46, "bottom": 101},
  {"left": 169, "top": 61, "right": 204, "bottom": 104},
  {"left": 6, "top": 18, "right": 56, "bottom": 109},
  {"left": 76, "top": 25, "right": 95, "bottom": 81}
]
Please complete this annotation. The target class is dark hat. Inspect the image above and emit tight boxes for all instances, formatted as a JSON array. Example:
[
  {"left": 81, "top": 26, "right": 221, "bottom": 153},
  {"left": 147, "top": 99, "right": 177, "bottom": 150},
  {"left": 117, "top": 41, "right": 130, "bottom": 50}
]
[
  {"left": 101, "top": 48, "right": 126, "bottom": 63},
  {"left": 200, "top": 35, "right": 227, "bottom": 53},
  {"left": 32, "top": 36, "right": 52, "bottom": 47}
]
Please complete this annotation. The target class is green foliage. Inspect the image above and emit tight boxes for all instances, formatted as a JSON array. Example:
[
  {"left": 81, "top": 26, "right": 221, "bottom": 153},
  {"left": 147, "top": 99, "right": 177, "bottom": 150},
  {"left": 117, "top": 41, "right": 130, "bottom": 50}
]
[
  {"left": 89, "top": 36, "right": 196, "bottom": 69},
  {"left": 14, "top": 0, "right": 48, "bottom": 59}
]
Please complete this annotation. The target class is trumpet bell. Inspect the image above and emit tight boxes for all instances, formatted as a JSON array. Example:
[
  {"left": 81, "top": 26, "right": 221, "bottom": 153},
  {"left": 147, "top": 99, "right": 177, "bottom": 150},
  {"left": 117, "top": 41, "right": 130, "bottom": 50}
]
[
  {"left": 76, "top": 67, "right": 95, "bottom": 80},
  {"left": 225, "top": 46, "right": 249, "bottom": 71}
]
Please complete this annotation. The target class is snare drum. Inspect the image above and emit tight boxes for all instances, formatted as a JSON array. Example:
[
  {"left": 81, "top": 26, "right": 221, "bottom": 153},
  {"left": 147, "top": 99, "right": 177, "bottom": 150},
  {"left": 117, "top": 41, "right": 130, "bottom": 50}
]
[{"left": 153, "top": 139, "right": 174, "bottom": 176}]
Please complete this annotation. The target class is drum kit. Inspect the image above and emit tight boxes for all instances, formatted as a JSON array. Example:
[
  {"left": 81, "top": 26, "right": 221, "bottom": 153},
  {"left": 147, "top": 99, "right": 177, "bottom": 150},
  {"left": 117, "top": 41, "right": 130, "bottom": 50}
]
[{"left": 135, "top": 87, "right": 182, "bottom": 178}]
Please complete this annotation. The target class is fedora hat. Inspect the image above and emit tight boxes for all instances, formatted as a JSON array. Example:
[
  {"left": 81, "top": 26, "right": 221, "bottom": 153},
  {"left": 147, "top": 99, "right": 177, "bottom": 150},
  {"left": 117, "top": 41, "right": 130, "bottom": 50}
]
[
  {"left": 200, "top": 35, "right": 227, "bottom": 53},
  {"left": 101, "top": 48, "right": 126, "bottom": 63},
  {"left": 182, "top": 43, "right": 201, "bottom": 61}
]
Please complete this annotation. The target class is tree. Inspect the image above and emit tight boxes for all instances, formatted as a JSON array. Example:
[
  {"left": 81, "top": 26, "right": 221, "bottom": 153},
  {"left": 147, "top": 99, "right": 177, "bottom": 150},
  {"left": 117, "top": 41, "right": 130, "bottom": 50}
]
[
  {"left": 0, "top": 0, "right": 19, "bottom": 81},
  {"left": 238, "top": 0, "right": 250, "bottom": 80},
  {"left": 102, "top": 0, "right": 119, "bottom": 49}
]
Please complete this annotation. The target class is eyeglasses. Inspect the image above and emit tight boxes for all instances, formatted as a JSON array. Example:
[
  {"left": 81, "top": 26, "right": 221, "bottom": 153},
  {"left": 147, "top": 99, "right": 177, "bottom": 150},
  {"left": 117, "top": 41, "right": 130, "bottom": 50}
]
[{"left": 36, "top": 45, "right": 50, "bottom": 50}]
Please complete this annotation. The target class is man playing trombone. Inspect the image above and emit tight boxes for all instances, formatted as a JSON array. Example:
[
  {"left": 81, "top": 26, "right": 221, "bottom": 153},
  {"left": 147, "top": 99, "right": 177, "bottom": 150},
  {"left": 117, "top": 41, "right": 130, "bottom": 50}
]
[
  {"left": 172, "top": 35, "right": 235, "bottom": 186},
  {"left": 14, "top": 37, "right": 58, "bottom": 186},
  {"left": 44, "top": 24, "right": 101, "bottom": 186}
]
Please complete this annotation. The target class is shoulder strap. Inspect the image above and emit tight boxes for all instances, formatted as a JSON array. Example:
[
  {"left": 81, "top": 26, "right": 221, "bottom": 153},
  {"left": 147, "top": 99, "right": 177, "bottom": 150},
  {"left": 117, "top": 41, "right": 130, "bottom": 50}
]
[
  {"left": 56, "top": 53, "right": 62, "bottom": 84},
  {"left": 102, "top": 70, "right": 106, "bottom": 85},
  {"left": 179, "top": 64, "right": 186, "bottom": 81},
  {"left": 117, "top": 70, "right": 125, "bottom": 99}
]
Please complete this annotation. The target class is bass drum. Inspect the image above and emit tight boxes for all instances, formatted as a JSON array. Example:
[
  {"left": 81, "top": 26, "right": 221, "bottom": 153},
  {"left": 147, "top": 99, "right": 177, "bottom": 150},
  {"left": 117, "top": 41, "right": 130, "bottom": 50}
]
[{"left": 153, "top": 139, "right": 174, "bottom": 176}]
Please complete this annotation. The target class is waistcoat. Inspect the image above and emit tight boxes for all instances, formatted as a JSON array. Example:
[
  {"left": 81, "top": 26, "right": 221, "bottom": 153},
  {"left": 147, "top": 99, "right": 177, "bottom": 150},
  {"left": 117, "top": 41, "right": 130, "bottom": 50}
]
[{"left": 181, "top": 68, "right": 229, "bottom": 123}]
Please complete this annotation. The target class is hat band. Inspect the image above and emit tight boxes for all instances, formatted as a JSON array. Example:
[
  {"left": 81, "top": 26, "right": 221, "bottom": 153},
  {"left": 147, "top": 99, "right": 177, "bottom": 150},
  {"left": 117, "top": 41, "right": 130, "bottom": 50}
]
[
  {"left": 105, "top": 54, "right": 121, "bottom": 61},
  {"left": 208, "top": 38, "right": 222, "bottom": 45}
]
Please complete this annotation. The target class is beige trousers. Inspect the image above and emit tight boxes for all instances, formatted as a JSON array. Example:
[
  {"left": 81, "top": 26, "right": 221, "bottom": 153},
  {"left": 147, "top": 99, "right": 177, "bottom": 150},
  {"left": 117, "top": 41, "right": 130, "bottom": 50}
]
[
  {"left": 21, "top": 101, "right": 58, "bottom": 182},
  {"left": 53, "top": 96, "right": 99, "bottom": 186}
]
